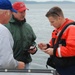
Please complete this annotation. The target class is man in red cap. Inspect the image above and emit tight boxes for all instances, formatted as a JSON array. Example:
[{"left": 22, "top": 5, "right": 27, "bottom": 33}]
[
  {"left": 5, "top": 1, "right": 37, "bottom": 69},
  {"left": 12, "top": 2, "right": 29, "bottom": 12}
]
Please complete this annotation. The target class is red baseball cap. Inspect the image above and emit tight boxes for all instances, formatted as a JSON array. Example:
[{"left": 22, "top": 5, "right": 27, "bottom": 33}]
[{"left": 12, "top": 2, "right": 29, "bottom": 12}]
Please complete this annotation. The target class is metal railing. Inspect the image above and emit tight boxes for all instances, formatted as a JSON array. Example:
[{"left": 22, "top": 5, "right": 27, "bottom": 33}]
[{"left": 0, "top": 69, "right": 59, "bottom": 75}]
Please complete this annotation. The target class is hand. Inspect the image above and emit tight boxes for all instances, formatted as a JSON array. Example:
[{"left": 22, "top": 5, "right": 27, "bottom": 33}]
[
  {"left": 28, "top": 46, "right": 37, "bottom": 54},
  {"left": 17, "top": 61, "right": 25, "bottom": 69},
  {"left": 43, "top": 48, "right": 53, "bottom": 55},
  {"left": 38, "top": 43, "right": 47, "bottom": 50}
]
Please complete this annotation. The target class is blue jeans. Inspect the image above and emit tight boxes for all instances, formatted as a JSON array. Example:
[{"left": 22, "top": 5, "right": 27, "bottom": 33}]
[{"left": 56, "top": 65, "right": 75, "bottom": 75}]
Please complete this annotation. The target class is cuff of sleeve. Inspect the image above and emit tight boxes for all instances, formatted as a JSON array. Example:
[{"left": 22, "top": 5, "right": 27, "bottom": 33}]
[{"left": 15, "top": 61, "right": 19, "bottom": 69}]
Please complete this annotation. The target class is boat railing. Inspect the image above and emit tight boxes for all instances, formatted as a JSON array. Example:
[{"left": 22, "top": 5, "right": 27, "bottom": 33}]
[{"left": 0, "top": 69, "right": 59, "bottom": 75}]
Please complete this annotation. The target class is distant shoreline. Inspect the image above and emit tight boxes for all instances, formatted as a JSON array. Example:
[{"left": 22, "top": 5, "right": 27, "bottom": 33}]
[
  {"left": 11, "top": 1, "right": 75, "bottom": 4},
  {"left": 24, "top": 1, "right": 75, "bottom": 4}
]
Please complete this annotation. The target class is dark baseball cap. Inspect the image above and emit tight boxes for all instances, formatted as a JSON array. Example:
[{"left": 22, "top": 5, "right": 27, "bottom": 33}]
[{"left": 0, "top": 0, "right": 17, "bottom": 13}]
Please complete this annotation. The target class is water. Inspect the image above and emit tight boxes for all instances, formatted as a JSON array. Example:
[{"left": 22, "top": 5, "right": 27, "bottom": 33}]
[{"left": 2, "top": 3, "right": 75, "bottom": 75}]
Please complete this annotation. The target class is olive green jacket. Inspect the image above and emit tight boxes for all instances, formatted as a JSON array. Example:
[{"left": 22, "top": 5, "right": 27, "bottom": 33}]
[{"left": 5, "top": 16, "right": 37, "bottom": 63}]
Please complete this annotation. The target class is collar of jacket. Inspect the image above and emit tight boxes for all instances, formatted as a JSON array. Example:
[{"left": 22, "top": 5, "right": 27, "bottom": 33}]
[{"left": 9, "top": 15, "right": 26, "bottom": 25}]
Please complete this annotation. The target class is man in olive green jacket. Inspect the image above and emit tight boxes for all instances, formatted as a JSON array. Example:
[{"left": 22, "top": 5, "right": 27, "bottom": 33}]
[{"left": 5, "top": 2, "right": 37, "bottom": 69}]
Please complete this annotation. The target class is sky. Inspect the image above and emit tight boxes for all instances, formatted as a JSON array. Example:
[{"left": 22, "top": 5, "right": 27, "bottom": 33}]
[{"left": 26, "top": 0, "right": 75, "bottom": 2}]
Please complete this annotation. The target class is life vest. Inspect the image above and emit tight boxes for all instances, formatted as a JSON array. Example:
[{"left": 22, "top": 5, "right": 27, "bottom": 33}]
[{"left": 47, "top": 22, "right": 75, "bottom": 68}]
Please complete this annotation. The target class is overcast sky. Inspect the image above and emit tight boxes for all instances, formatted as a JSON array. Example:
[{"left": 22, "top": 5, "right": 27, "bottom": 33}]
[{"left": 26, "top": 0, "right": 75, "bottom": 2}]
